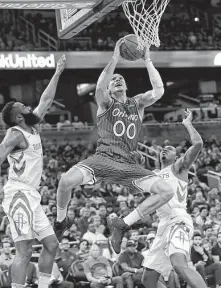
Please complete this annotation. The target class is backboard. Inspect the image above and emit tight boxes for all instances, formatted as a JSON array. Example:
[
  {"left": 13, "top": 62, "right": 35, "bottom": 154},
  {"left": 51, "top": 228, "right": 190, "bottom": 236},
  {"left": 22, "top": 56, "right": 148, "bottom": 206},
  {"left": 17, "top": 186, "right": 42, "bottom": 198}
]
[
  {"left": 0, "top": 0, "right": 125, "bottom": 39},
  {"left": 56, "top": 0, "right": 125, "bottom": 39},
  {"left": 0, "top": 0, "right": 97, "bottom": 9}
]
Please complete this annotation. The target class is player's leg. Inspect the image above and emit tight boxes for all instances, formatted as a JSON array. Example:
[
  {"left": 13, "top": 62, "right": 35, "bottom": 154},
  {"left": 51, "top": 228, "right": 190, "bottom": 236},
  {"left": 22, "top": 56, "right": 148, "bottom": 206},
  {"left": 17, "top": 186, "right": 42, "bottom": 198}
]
[
  {"left": 110, "top": 176, "right": 173, "bottom": 253},
  {"left": 56, "top": 166, "right": 85, "bottom": 222},
  {"left": 3, "top": 190, "right": 37, "bottom": 287},
  {"left": 142, "top": 268, "right": 162, "bottom": 288},
  {"left": 123, "top": 177, "right": 173, "bottom": 226},
  {"left": 11, "top": 239, "right": 33, "bottom": 287},
  {"left": 170, "top": 253, "right": 207, "bottom": 288},
  {"left": 55, "top": 164, "right": 95, "bottom": 238},
  {"left": 141, "top": 235, "right": 171, "bottom": 288},
  {"left": 35, "top": 205, "right": 59, "bottom": 288},
  {"left": 168, "top": 222, "right": 207, "bottom": 288},
  {"left": 38, "top": 235, "right": 59, "bottom": 288}
]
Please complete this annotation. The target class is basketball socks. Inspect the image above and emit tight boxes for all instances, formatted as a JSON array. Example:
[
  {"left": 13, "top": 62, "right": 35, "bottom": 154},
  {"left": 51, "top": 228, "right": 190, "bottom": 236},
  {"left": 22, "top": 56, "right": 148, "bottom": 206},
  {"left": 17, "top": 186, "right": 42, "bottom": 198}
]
[
  {"left": 38, "top": 272, "right": 51, "bottom": 288},
  {"left": 57, "top": 206, "right": 67, "bottom": 222},
  {"left": 123, "top": 207, "right": 143, "bottom": 226},
  {"left": 11, "top": 284, "right": 25, "bottom": 288}
]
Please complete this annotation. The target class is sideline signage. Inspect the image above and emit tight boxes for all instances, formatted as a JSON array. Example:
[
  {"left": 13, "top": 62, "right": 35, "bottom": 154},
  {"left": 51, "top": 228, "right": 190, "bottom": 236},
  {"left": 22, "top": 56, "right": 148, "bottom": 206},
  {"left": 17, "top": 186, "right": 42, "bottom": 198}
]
[
  {"left": 0, "top": 0, "right": 97, "bottom": 9},
  {"left": 0, "top": 53, "right": 55, "bottom": 69},
  {"left": 1, "top": 51, "right": 221, "bottom": 69}
]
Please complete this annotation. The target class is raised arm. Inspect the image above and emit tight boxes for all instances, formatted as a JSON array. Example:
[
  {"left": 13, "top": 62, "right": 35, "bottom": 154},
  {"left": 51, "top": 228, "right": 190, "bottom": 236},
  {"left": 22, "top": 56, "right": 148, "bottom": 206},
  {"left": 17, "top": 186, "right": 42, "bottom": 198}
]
[
  {"left": 134, "top": 49, "right": 164, "bottom": 108},
  {"left": 95, "top": 39, "right": 122, "bottom": 108},
  {"left": 34, "top": 55, "right": 66, "bottom": 120},
  {"left": 174, "top": 109, "right": 203, "bottom": 171}
]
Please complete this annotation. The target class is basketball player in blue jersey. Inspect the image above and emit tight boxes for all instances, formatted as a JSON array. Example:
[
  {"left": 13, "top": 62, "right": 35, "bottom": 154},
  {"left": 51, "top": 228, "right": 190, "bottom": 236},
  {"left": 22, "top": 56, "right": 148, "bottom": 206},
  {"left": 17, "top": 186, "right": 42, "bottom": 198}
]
[
  {"left": 54, "top": 39, "right": 173, "bottom": 246},
  {"left": 141, "top": 109, "right": 206, "bottom": 288},
  {"left": 0, "top": 55, "right": 65, "bottom": 288}
]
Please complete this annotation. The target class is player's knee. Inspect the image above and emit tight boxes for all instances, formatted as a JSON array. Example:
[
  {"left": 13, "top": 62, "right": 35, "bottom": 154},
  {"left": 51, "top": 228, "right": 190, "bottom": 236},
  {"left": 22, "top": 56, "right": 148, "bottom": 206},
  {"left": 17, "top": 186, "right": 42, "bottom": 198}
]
[
  {"left": 172, "top": 260, "right": 188, "bottom": 275},
  {"left": 151, "top": 179, "right": 173, "bottom": 203},
  {"left": 45, "top": 238, "right": 59, "bottom": 255},
  {"left": 16, "top": 246, "right": 33, "bottom": 262},
  {"left": 170, "top": 254, "right": 187, "bottom": 274},
  {"left": 59, "top": 168, "right": 83, "bottom": 190}
]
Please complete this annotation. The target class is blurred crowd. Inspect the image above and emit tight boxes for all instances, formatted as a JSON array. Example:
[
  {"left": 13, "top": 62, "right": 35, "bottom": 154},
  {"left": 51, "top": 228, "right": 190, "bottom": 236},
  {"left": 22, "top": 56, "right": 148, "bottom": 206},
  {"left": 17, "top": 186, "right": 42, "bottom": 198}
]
[
  {"left": 0, "top": 132, "right": 219, "bottom": 287},
  {"left": 1, "top": 2, "right": 221, "bottom": 52}
]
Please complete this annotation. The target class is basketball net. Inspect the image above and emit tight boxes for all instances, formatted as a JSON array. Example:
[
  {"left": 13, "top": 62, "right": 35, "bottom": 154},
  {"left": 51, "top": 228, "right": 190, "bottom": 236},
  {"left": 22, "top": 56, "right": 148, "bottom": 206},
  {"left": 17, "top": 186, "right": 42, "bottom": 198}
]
[{"left": 122, "top": 0, "right": 170, "bottom": 50}]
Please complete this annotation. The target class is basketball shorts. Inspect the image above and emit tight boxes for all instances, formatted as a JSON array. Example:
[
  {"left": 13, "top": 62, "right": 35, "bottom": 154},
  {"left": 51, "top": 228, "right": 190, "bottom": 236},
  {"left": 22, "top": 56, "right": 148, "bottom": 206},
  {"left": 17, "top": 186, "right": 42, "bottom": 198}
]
[
  {"left": 142, "top": 215, "right": 193, "bottom": 280},
  {"left": 2, "top": 181, "right": 54, "bottom": 242},
  {"left": 75, "top": 153, "right": 160, "bottom": 192}
]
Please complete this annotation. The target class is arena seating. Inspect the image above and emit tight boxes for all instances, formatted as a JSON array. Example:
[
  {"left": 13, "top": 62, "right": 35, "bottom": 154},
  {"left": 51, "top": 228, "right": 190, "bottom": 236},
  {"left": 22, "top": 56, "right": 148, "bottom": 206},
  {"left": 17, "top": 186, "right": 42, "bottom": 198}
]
[{"left": 1, "top": 2, "right": 221, "bottom": 51}]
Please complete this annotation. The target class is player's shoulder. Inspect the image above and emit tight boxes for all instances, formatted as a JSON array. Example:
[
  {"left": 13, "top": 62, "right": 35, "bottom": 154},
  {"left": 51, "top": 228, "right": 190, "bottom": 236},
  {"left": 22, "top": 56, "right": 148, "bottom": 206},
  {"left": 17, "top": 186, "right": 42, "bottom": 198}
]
[
  {"left": 2, "top": 127, "right": 24, "bottom": 149},
  {"left": 5, "top": 127, "right": 24, "bottom": 141}
]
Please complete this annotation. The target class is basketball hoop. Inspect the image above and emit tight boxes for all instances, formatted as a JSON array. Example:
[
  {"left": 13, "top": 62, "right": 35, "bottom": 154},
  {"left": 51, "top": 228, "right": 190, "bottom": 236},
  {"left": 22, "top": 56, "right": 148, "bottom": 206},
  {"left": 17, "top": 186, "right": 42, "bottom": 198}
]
[{"left": 122, "top": 0, "right": 170, "bottom": 50}]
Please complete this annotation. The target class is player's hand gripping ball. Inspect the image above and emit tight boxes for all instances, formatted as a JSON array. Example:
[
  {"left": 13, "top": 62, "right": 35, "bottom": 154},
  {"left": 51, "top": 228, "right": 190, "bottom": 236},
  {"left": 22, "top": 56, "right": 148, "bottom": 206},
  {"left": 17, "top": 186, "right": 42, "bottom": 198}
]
[{"left": 120, "top": 34, "right": 145, "bottom": 61}]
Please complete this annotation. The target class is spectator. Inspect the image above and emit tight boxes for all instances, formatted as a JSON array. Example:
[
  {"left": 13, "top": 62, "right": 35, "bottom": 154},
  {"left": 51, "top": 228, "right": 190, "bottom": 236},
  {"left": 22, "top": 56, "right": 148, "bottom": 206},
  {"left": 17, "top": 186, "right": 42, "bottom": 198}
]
[
  {"left": 67, "top": 208, "right": 76, "bottom": 224},
  {"left": 98, "top": 204, "right": 108, "bottom": 226},
  {"left": 93, "top": 215, "right": 106, "bottom": 234},
  {"left": 57, "top": 237, "right": 76, "bottom": 278},
  {"left": 205, "top": 205, "right": 220, "bottom": 226},
  {"left": 191, "top": 191, "right": 207, "bottom": 209},
  {"left": 204, "top": 225, "right": 213, "bottom": 244},
  {"left": 83, "top": 243, "right": 123, "bottom": 288},
  {"left": 142, "top": 233, "right": 156, "bottom": 256},
  {"left": 195, "top": 207, "right": 208, "bottom": 227},
  {"left": 128, "top": 230, "right": 145, "bottom": 252},
  {"left": 118, "top": 240, "right": 144, "bottom": 288},
  {"left": 72, "top": 116, "right": 84, "bottom": 129},
  {"left": 57, "top": 115, "right": 71, "bottom": 131},
  {"left": 0, "top": 241, "right": 14, "bottom": 268},
  {"left": 76, "top": 239, "right": 89, "bottom": 261},
  {"left": 82, "top": 218, "right": 107, "bottom": 245},
  {"left": 78, "top": 207, "right": 90, "bottom": 236},
  {"left": 212, "top": 231, "right": 221, "bottom": 262},
  {"left": 191, "top": 231, "right": 221, "bottom": 287}
]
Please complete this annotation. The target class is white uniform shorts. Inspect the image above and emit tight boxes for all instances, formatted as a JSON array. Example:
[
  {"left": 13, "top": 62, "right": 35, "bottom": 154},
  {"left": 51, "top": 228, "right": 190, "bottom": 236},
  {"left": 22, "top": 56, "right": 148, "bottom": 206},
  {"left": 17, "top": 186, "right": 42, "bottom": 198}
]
[
  {"left": 2, "top": 182, "right": 54, "bottom": 242},
  {"left": 142, "top": 214, "right": 193, "bottom": 280}
]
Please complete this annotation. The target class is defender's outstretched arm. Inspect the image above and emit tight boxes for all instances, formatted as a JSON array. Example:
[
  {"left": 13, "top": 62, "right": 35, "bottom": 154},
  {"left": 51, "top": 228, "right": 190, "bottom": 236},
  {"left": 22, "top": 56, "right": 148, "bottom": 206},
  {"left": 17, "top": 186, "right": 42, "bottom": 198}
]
[
  {"left": 34, "top": 55, "right": 66, "bottom": 119},
  {"left": 175, "top": 109, "right": 203, "bottom": 171}
]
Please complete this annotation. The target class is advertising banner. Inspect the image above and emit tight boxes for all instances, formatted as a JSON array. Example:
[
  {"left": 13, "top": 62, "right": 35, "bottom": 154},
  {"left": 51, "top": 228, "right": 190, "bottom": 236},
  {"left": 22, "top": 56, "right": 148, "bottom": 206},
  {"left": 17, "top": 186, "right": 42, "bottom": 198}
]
[{"left": 0, "top": 51, "right": 221, "bottom": 69}]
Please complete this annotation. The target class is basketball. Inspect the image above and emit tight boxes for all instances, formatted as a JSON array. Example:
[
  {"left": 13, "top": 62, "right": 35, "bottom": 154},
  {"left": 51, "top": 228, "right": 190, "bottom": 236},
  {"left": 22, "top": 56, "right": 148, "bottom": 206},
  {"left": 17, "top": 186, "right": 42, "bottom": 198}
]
[{"left": 120, "top": 34, "right": 145, "bottom": 61}]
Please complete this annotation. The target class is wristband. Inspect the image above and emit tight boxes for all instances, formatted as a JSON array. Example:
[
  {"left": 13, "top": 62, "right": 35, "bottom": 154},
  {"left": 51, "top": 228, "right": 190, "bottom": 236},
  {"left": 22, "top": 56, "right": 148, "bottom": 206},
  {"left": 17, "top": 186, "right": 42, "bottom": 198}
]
[{"left": 135, "top": 269, "right": 137, "bottom": 273}]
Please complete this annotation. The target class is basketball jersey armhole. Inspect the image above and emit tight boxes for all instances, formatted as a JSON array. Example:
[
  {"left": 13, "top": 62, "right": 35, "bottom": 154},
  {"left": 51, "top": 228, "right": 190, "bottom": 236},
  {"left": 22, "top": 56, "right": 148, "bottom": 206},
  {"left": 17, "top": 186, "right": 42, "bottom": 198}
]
[
  {"left": 171, "top": 164, "right": 188, "bottom": 184},
  {"left": 97, "top": 99, "right": 115, "bottom": 118},
  {"left": 10, "top": 127, "right": 30, "bottom": 154}
]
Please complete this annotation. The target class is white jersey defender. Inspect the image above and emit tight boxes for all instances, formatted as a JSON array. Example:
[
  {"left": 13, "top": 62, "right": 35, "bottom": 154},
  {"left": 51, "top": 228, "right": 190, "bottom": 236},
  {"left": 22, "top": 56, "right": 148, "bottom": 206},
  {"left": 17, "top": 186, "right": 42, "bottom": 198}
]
[
  {"left": 143, "top": 165, "right": 193, "bottom": 280},
  {"left": 6, "top": 126, "right": 43, "bottom": 188},
  {"left": 2, "top": 126, "right": 53, "bottom": 242}
]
